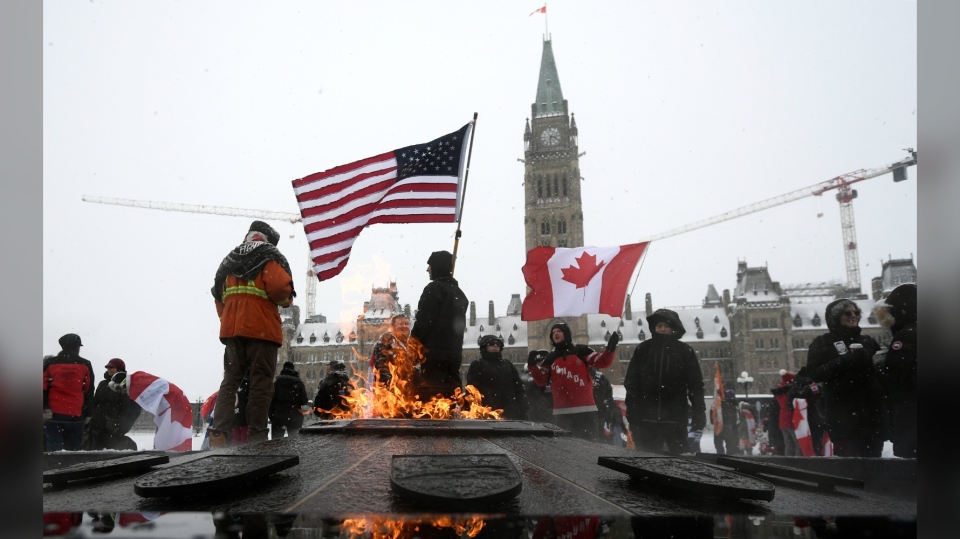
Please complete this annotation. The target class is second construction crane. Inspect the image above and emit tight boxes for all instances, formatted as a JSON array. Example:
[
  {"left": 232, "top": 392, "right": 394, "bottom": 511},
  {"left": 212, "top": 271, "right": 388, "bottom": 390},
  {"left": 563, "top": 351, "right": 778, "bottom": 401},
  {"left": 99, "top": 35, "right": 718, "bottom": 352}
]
[{"left": 639, "top": 149, "right": 917, "bottom": 293}]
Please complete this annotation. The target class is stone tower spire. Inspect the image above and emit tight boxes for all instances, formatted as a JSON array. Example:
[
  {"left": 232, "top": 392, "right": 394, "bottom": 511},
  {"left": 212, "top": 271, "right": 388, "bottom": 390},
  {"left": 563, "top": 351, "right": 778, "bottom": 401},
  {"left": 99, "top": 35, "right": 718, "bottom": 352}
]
[{"left": 523, "top": 37, "right": 588, "bottom": 351}]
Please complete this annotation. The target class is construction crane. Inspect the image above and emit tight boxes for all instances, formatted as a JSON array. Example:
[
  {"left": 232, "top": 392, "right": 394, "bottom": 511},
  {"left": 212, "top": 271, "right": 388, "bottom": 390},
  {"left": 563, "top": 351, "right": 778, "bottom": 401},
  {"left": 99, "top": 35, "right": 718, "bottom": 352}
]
[
  {"left": 80, "top": 195, "right": 320, "bottom": 318},
  {"left": 639, "top": 149, "right": 917, "bottom": 292}
]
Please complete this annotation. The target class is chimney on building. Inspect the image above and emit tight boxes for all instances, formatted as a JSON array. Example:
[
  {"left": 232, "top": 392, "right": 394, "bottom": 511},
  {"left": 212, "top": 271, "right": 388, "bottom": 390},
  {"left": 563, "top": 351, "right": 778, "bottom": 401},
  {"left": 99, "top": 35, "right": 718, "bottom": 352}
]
[
  {"left": 723, "top": 289, "right": 731, "bottom": 306},
  {"left": 488, "top": 301, "right": 496, "bottom": 325},
  {"left": 624, "top": 294, "right": 633, "bottom": 320},
  {"left": 871, "top": 276, "right": 883, "bottom": 301},
  {"left": 469, "top": 301, "right": 476, "bottom": 327},
  {"left": 645, "top": 293, "right": 653, "bottom": 318}
]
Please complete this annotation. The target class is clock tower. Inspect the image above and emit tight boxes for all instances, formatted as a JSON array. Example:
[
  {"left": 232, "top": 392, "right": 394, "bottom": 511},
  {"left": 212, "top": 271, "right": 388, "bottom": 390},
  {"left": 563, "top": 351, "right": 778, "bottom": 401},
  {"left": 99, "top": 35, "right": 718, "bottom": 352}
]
[{"left": 523, "top": 38, "right": 588, "bottom": 351}]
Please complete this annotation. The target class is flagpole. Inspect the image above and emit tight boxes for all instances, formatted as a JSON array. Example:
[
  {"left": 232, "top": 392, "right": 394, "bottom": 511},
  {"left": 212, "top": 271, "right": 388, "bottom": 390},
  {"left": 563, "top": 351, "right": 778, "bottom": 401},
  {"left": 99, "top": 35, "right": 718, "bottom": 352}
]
[
  {"left": 627, "top": 241, "right": 652, "bottom": 304},
  {"left": 545, "top": 3, "right": 549, "bottom": 37},
  {"left": 451, "top": 112, "right": 478, "bottom": 276}
]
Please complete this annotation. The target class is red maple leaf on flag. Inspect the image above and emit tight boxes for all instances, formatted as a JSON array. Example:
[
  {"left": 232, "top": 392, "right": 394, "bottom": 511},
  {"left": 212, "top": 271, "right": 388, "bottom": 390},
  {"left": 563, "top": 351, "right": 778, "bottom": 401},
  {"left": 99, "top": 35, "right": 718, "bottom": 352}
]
[{"left": 561, "top": 251, "right": 606, "bottom": 289}]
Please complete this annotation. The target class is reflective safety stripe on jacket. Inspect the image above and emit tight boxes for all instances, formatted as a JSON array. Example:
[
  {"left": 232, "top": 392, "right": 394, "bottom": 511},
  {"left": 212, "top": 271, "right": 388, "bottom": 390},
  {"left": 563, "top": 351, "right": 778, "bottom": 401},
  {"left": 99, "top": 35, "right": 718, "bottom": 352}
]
[
  {"left": 215, "top": 259, "right": 293, "bottom": 344},
  {"left": 223, "top": 280, "right": 272, "bottom": 301}
]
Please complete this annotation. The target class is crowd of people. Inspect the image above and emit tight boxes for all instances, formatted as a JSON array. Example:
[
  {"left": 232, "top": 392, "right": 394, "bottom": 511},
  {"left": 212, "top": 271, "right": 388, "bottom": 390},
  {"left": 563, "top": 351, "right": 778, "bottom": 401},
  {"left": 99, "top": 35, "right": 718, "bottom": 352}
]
[
  {"left": 45, "top": 219, "right": 916, "bottom": 460},
  {"left": 707, "top": 283, "right": 918, "bottom": 459}
]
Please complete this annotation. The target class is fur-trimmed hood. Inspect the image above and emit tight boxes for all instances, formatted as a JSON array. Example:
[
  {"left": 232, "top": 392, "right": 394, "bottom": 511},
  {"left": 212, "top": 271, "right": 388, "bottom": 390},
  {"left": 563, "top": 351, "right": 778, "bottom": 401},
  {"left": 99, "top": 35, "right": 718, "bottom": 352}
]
[{"left": 873, "top": 283, "right": 917, "bottom": 333}]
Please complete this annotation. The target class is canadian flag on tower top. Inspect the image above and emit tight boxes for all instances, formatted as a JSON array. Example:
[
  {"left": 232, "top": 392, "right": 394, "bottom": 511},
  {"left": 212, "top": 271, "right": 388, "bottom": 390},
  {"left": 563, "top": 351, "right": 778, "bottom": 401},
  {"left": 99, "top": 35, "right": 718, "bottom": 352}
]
[{"left": 521, "top": 243, "right": 648, "bottom": 321}]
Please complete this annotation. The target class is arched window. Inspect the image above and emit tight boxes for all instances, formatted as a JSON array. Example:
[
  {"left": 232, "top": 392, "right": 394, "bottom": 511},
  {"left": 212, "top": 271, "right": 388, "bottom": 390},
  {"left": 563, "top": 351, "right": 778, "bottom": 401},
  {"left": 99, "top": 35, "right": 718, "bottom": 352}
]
[
  {"left": 553, "top": 177, "right": 559, "bottom": 197},
  {"left": 540, "top": 220, "right": 550, "bottom": 235},
  {"left": 557, "top": 218, "right": 567, "bottom": 234},
  {"left": 562, "top": 176, "right": 568, "bottom": 197},
  {"left": 537, "top": 179, "right": 543, "bottom": 199}
]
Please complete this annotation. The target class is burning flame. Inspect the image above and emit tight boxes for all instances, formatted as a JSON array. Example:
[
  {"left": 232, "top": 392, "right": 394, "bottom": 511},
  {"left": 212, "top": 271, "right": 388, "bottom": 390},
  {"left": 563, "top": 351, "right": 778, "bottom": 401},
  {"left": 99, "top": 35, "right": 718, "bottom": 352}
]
[
  {"left": 340, "top": 516, "right": 487, "bottom": 538},
  {"left": 312, "top": 339, "right": 504, "bottom": 420}
]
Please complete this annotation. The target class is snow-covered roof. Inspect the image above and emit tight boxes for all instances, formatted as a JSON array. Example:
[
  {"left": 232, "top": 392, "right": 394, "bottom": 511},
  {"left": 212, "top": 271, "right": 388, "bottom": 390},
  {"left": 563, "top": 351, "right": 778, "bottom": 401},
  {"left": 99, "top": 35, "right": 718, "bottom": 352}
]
[
  {"left": 789, "top": 298, "right": 882, "bottom": 330},
  {"left": 291, "top": 321, "right": 358, "bottom": 347},
  {"left": 592, "top": 308, "right": 730, "bottom": 346},
  {"left": 464, "top": 315, "right": 528, "bottom": 350}
]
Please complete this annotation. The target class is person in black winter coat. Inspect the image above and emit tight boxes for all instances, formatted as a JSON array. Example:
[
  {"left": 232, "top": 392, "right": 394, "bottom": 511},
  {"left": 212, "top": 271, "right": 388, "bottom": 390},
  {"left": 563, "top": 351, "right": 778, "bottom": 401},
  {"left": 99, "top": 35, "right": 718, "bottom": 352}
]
[
  {"left": 805, "top": 298, "right": 885, "bottom": 457},
  {"left": 314, "top": 361, "right": 355, "bottom": 419},
  {"left": 84, "top": 358, "right": 140, "bottom": 450},
  {"left": 269, "top": 361, "right": 309, "bottom": 439},
  {"left": 873, "top": 283, "right": 917, "bottom": 458},
  {"left": 623, "top": 309, "right": 706, "bottom": 455},
  {"left": 466, "top": 335, "right": 528, "bottom": 420},
  {"left": 410, "top": 250, "right": 469, "bottom": 401}
]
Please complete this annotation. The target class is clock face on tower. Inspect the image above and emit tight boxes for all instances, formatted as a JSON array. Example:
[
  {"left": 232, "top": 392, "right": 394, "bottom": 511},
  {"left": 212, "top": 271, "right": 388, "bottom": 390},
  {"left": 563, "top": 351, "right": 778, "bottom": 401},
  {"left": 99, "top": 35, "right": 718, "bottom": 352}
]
[{"left": 540, "top": 127, "right": 561, "bottom": 146}]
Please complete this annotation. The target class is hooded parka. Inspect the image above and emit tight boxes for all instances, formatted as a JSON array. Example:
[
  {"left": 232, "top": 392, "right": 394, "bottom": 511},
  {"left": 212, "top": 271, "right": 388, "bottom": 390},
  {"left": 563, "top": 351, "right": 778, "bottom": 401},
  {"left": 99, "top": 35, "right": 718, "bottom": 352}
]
[
  {"left": 623, "top": 309, "right": 706, "bottom": 431},
  {"left": 466, "top": 336, "right": 529, "bottom": 420},
  {"left": 805, "top": 298, "right": 884, "bottom": 456},
  {"left": 411, "top": 251, "right": 469, "bottom": 396}
]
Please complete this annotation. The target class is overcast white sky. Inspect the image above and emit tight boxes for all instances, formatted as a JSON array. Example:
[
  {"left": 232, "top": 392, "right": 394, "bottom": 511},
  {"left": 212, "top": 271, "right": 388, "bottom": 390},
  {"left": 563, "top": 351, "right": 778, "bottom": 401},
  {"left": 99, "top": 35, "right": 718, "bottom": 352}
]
[{"left": 43, "top": 1, "right": 917, "bottom": 400}]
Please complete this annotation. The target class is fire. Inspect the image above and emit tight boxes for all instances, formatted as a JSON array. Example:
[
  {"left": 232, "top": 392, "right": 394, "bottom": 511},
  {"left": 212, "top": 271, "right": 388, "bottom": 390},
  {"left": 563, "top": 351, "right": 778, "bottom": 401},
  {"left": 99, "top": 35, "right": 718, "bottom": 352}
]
[
  {"left": 312, "top": 339, "right": 504, "bottom": 420},
  {"left": 340, "top": 516, "right": 487, "bottom": 538}
]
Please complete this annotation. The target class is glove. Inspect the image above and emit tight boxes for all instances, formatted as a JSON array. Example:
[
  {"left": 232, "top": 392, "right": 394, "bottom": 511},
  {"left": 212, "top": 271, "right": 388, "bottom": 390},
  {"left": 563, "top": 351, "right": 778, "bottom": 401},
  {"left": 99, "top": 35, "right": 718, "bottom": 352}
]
[
  {"left": 606, "top": 331, "right": 620, "bottom": 352},
  {"left": 690, "top": 414, "right": 706, "bottom": 432},
  {"left": 43, "top": 409, "right": 53, "bottom": 421},
  {"left": 527, "top": 350, "right": 547, "bottom": 368}
]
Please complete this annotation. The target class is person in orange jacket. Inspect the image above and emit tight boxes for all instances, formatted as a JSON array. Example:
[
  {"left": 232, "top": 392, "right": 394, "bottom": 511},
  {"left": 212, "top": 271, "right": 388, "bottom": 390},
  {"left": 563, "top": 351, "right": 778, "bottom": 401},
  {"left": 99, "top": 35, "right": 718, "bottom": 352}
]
[{"left": 209, "top": 221, "right": 295, "bottom": 446}]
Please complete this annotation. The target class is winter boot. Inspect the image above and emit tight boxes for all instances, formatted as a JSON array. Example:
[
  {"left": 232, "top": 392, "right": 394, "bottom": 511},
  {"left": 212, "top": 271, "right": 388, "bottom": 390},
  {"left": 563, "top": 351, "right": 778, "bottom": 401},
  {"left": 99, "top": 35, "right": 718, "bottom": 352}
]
[{"left": 207, "top": 429, "right": 229, "bottom": 449}]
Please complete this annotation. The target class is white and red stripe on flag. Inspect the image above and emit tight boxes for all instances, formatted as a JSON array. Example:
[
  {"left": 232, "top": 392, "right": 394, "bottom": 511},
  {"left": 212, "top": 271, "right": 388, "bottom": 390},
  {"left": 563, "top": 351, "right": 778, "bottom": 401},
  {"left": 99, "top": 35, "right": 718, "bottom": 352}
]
[
  {"left": 529, "top": 5, "right": 546, "bottom": 16},
  {"left": 792, "top": 397, "right": 816, "bottom": 457},
  {"left": 127, "top": 371, "right": 193, "bottom": 452},
  {"left": 292, "top": 123, "right": 473, "bottom": 282}
]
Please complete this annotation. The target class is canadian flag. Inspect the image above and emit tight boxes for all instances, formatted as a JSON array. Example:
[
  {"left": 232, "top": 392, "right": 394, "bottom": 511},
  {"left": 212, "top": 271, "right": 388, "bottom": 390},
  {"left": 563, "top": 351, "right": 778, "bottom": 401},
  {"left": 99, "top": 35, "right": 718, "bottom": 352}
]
[
  {"left": 792, "top": 398, "right": 816, "bottom": 456},
  {"left": 529, "top": 5, "right": 547, "bottom": 16},
  {"left": 521, "top": 243, "right": 648, "bottom": 321},
  {"left": 128, "top": 371, "right": 193, "bottom": 451},
  {"left": 822, "top": 431, "right": 834, "bottom": 457}
]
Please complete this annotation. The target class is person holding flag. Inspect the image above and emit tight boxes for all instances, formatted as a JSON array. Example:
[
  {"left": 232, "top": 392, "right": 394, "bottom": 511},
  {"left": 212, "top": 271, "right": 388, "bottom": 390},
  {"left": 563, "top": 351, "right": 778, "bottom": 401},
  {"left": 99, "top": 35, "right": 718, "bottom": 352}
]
[{"left": 527, "top": 322, "right": 620, "bottom": 442}]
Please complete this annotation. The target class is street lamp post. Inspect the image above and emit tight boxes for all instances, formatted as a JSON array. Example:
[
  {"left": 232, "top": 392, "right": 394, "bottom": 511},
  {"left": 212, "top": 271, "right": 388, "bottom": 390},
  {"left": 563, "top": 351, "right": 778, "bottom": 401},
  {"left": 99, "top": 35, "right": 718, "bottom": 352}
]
[{"left": 737, "top": 371, "right": 754, "bottom": 399}]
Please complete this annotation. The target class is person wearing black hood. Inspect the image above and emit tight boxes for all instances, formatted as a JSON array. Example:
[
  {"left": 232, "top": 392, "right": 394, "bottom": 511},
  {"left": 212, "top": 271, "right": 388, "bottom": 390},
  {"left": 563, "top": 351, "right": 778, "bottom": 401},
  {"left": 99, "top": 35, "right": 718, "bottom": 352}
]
[
  {"left": 410, "top": 250, "right": 469, "bottom": 401},
  {"left": 527, "top": 322, "right": 620, "bottom": 441},
  {"left": 622, "top": 309, "right": 706, "bottom": 455},
  {"left": 872, "top": 283, "right": 917, "bottom": 458},
  {"left": 805, "top": 298, "right": 884, "bottom": 457},
  {"left": 466, "top": 335, "right": 528, "bottom": 420},
  {"left": 269, "top": 361, "right": 310, "bottom": 439}
]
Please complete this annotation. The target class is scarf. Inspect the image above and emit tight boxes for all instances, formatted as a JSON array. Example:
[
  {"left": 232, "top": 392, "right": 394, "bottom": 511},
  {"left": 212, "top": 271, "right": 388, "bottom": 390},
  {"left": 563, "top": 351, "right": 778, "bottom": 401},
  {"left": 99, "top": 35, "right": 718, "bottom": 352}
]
[{"left": 211, "top": 241, "right": 296, "bottom": 302}]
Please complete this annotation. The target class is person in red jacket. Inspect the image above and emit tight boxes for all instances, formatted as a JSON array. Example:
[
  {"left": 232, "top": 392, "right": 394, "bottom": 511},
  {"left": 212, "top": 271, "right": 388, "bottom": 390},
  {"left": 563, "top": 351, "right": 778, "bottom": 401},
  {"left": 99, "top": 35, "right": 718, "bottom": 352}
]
[
  {"left": 527, "top": 322, "right": 619, "bottom": 442},
  {"left": 42, "top": 333, "right": 95, "bottom": 451},
  {"left": 209, "top": 221, "right": 295, "bottom": 447},
  {"left": 772, "top": 371, "right": 802, "bottom": 456}
]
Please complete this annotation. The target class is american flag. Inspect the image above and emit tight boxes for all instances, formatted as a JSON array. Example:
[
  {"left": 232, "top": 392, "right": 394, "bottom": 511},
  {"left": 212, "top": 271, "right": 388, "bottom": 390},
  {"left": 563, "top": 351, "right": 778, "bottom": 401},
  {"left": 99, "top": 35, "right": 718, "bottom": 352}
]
[{"left": 292, "top": 123, "right": 473, "bottom": 281}]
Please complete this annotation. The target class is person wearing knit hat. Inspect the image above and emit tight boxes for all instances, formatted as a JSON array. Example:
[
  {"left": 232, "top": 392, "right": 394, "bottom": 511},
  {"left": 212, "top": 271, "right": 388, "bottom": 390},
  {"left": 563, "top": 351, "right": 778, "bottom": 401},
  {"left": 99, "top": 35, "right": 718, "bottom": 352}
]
[
  {"left": 805, "top": 298, "right": 885, "bottom": 457},
  {"left": 85, "top": 358, "right": 140, "bottom": 450},
  {"left": 209, "top": 220, "right": 296, "bottom": 448},
  {"left": 873, "top": 283, "right": 917, "bottom": 458},
  {"left": 268, "top": 360, "right": 309, "bottom": 439}
]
